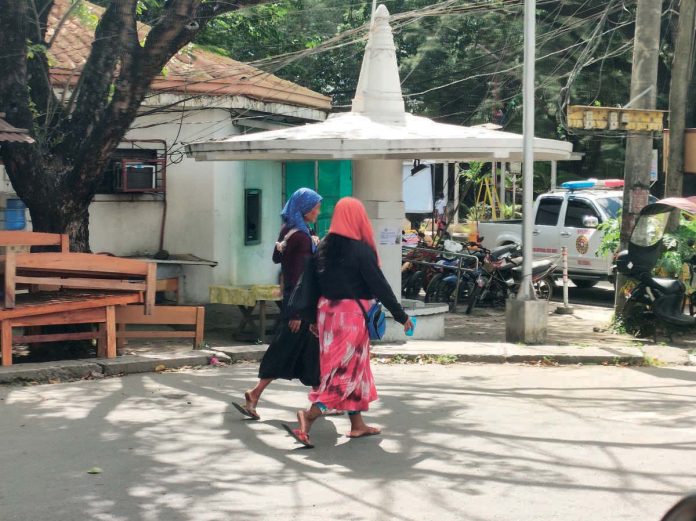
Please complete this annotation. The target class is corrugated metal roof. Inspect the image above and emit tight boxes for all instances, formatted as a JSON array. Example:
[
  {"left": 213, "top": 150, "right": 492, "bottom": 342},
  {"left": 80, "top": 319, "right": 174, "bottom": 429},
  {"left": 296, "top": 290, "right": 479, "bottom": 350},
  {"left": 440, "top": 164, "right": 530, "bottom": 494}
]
[
  {"left": 47, "top": 0, "right": 331, "bottom": 112},
  {"left": 0, "top": 116, "right": 34, "bottom": 144}
]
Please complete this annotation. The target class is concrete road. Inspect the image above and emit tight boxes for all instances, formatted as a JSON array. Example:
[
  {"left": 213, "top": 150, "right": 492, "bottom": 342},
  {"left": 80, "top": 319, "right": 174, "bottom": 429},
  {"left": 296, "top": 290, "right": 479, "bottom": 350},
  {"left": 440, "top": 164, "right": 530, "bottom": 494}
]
[
  {"left": 2, "top": 363, "right": 696, "bottom": 521},
  {"left": 552, "top": 280, "right": 615, "bottom": 308}
]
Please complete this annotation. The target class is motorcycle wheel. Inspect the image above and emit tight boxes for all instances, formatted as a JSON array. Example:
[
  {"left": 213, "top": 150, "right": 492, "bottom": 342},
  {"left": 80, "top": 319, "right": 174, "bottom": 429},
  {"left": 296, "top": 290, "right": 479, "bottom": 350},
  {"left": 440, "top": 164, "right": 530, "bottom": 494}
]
[
  {"left": 620, "top": 298, "right": 655, "bottom": 337},
  {"left": 404, "top": 271, "right": 424, "bottom": 299},
  {"left": 401, "top": 271, "right": 414, "bottom": 296},
  {"left": 424, "top": 274, "right": 445, "bottom": 303},
  {"left": 534, "top": 275, "right": 555, "bottom": 301},
  {"left": 465, "top": 283, "right": 483, "bottom": 315},
  {"left": 454, "top": 277, "right": 475, "bottom": 304}
]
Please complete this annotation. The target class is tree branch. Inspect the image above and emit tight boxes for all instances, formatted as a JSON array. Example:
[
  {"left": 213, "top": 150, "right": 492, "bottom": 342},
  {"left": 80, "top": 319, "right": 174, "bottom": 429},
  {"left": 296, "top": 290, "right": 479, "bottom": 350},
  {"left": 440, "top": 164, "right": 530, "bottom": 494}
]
[
  {"left": 66, "top": 0, "right": 273, "bottom": 199},
  {"left": 65, "top": 0, "right": 139, "bottom": 152}
]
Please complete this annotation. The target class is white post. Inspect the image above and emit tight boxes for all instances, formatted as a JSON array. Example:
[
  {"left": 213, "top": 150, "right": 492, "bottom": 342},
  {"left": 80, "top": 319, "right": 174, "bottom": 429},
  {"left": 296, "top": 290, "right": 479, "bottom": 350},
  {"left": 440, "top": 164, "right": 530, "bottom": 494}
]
[
  {"left": 551, "top": 160, "right": 557, "bottom": 190},
  {"left": 352, "top": 159, "right": 404, "bottom": 297},
  {"left": 506, "top": 0, "right": 547, "bottom": 344},
  {"left": 518, "top": 0, "right": 536, "bottom": 301},
  {"left": 500, "top": 162, "right": 506, "bottom": 213},
  {"left": 443, "top": 161, "right": 449, "bottom": 216},
  {"left": 491, "top": 161, "right": 497, "bottom": 220},
  {"left": 453, "top": 162, "right": 460, "bottom": 224},
  {"left": 562, "top": 246, "right": 569, "bottom": 306},
  {"left": 554, "top": 246, "right": 574, "bottom": 315}
]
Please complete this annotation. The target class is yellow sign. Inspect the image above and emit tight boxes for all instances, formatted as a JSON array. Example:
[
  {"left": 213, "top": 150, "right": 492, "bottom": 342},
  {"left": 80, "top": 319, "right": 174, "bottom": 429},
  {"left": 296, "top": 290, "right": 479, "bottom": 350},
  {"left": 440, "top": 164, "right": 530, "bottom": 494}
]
[{"left": 567, "top": 105, "right": 666, "bottom": 132}]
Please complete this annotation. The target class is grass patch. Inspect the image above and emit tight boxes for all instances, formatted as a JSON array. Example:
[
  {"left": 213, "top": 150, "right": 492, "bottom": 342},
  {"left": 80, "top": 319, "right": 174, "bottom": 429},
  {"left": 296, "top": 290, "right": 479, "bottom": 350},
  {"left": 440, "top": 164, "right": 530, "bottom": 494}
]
[{"left": 375, "top": 354, "right": 459, "bottom": 365}]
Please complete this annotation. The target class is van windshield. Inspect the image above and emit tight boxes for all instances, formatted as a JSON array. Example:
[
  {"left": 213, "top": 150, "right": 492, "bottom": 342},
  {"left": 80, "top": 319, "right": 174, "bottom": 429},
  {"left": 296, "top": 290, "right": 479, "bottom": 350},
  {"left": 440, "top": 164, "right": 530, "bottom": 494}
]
[
  {"left": 594, "top": 197, "right": 622, "bottom": 219},
  {"left": 595, "top": 195, "right": 657, "bottom": 219}
]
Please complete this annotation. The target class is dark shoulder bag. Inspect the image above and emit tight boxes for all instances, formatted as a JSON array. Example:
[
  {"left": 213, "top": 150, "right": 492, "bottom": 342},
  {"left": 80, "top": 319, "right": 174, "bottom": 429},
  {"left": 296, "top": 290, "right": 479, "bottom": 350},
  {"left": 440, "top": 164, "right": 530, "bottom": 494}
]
[
  {"left": 287, "top": 256, "right": 320, "bottom": 323},
  {"left": 355, "top": 299, "right": 387, "bottom": 341}
]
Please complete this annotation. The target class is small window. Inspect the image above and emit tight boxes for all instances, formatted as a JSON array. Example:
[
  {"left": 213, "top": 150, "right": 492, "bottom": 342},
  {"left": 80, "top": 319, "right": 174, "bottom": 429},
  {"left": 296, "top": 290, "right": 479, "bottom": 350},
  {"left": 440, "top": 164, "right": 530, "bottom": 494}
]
[
  {"left": 535, "top": 197, "right": 563, "bottom": 226},
  {"left": 564, "top": 199, "right": 599, "bottom": 228},
  {"left": 244, "top": 189, "right": 262, "bottom": 245}
]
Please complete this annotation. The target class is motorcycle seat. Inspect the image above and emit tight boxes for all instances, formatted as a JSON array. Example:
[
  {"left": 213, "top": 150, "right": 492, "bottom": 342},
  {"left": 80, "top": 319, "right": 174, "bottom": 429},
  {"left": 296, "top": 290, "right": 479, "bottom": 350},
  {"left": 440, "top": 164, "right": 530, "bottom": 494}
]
[
  {"left": 511, "top": 259, "right": 555, "bottom": 277},
  {"left": 490, "top": 244, "right": 519, "bottom": 260},
  {"left": 649, "top": 277, "right": 684, "bottom": 295},
  {"left": 653, "top": 294, "right": 696, "bottom": 327}
]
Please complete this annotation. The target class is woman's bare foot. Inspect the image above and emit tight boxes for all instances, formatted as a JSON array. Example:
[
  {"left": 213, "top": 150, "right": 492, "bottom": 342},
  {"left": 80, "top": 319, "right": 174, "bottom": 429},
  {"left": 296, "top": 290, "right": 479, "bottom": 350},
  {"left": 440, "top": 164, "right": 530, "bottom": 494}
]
[
  {"left": 297, "top": 409, "right": 318, "bottom": 435},
  {"left": 244, "top": 391, "right": 259, "bottom": 419},
  {"left": 347, "top": 425, "right": 381, "bottom": 438}
]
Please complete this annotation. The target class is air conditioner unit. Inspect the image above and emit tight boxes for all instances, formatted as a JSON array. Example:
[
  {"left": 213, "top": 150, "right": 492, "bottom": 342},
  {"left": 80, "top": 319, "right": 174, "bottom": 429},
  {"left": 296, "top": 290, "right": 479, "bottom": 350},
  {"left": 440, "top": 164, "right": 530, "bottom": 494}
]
[{"left": 113, "top": 161, "right": 161, "bottom": 192}]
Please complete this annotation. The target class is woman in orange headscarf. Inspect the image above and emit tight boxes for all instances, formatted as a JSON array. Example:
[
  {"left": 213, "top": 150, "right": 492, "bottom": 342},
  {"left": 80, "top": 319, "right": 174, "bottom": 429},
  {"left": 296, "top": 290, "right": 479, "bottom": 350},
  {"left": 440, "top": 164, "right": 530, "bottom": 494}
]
[{"left": 284, "top": 197, "right": 413, "bottom": 448}]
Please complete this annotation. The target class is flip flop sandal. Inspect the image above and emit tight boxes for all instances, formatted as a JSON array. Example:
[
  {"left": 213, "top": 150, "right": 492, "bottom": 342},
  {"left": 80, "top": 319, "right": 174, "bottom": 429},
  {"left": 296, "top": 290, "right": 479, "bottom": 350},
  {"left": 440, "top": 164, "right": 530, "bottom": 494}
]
[
  {"left": 323, "top": 409, "right": 344, "bottom": 416},
  {"left": 346, "top": 429, "right": 381, "bottom": 439},
  {"left": 282, "top": 423, "right": 314, "bottom": 448},
  {"left": 232, "top": 402, "right": 260, "bottom": 420}
]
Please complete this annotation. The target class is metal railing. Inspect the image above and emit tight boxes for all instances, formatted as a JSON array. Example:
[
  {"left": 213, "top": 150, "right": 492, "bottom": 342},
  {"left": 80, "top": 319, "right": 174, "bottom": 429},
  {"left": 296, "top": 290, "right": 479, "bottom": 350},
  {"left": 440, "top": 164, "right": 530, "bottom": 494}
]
[{"left": 402, "top": 245, "right": 480, "bottom": 312}]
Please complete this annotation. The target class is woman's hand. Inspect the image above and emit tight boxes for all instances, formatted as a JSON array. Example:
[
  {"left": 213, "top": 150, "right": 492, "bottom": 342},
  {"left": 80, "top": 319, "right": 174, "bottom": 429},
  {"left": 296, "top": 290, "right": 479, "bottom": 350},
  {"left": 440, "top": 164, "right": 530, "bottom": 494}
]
[
  {"left": 288, "top": 319, "right": 302, "bottom": 333},
  {"left": 403, "top": 317, "right": 414, "bottom": 334}
]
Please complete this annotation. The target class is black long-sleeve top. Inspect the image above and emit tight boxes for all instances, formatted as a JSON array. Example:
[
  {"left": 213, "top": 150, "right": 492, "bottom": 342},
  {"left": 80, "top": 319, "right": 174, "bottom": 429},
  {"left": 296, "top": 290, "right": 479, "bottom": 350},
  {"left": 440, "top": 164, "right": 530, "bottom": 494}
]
[
  {"left": 272, "top": 225, "right": 313, "bottom": 291},
  {"left": 316, "top": 235, "right": 409, "bottom": 324}
]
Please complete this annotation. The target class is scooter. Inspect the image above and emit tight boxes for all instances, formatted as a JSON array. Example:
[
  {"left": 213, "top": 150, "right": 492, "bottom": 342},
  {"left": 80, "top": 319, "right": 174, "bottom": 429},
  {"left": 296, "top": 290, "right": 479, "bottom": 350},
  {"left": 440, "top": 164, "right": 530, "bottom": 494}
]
[
  {"left": 614, "top": 196, "right": 696, "bottom": 337},
  {"left": 465, "top": 243, "right": 557, "bottom": 314}
]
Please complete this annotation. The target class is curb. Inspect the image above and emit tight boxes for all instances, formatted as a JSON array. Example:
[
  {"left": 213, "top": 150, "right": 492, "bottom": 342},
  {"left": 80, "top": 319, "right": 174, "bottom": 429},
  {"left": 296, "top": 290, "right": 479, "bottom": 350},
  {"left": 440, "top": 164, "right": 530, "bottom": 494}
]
[
  {"left": 0, "top": 351, "right": 222, "bottom": 385},
  {"left": 370, "top": 352, "right": 646, "bottom": 365},
  {"left": 0, "top": 346, "right": 663, "bottom": 386}
]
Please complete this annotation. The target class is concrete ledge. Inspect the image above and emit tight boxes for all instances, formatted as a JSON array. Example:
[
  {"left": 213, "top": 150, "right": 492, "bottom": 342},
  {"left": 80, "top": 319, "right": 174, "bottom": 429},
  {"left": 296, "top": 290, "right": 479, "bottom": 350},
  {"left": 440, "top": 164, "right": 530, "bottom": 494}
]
[
  {"left": 97, "top": 352, "right": 211, "bottom": 376},
  {"left": 214, "top": 345, "right": 267, "bottom": 363},
  {"left": 0, "top": 360, "right": 101, "bottom": 385},
  {"left": 373, "top": 342, "right": 645, "bottom": 365}
]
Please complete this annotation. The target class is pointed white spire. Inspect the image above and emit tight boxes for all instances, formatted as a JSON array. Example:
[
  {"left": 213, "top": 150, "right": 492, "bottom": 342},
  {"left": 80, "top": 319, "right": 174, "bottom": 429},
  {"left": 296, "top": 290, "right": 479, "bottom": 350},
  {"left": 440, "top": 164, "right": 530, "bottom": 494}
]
[{"left": 351, "top": 5, "right": 406, "bottom": 122}]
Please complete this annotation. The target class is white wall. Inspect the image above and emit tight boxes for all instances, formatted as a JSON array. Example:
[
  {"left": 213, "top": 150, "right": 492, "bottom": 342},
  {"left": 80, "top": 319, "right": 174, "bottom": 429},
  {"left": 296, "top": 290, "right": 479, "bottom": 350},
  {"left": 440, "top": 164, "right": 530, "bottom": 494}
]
[
  {"left": 89, "top": 108, "right": 240, "bottom": 302},
  {"left": 233, "top": 161, "right": 283, "bottom": 286},
  {"left": 1, "top": 107, "right": 291, "bottom": 303},
  {"left": 88, "top": 109, "right": 285, "bottom": 302}
]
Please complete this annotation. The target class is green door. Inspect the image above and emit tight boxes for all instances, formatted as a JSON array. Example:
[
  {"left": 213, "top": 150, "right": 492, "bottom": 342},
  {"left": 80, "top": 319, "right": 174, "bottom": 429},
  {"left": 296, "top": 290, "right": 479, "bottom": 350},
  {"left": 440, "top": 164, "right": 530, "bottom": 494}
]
[{"left": 284, "top": 161, "right": 352, "bottom": 237}]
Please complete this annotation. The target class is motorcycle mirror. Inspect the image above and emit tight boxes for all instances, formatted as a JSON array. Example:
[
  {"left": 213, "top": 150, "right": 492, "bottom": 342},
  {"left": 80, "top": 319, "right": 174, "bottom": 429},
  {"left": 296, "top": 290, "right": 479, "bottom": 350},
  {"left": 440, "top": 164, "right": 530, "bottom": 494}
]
[{"left": 582, "top": 215, "right": 599, "bottom": 229}]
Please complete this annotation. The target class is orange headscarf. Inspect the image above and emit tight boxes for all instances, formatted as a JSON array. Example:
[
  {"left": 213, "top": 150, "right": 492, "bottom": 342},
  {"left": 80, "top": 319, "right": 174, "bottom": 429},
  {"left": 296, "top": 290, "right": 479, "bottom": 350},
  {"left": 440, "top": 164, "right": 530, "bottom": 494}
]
[{"left": 328, "top": 197, "right": 380, "bottom": 265}]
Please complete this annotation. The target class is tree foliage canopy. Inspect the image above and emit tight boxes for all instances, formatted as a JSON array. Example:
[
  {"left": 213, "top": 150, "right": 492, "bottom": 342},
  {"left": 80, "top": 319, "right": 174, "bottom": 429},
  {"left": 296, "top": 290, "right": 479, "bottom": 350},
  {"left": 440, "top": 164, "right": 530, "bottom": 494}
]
[
  {"left": 0, "top": 0, "right": 682, "bottom": 248},
  {"left": 196, "top": 0, "right": 678, "bottom": 180}
]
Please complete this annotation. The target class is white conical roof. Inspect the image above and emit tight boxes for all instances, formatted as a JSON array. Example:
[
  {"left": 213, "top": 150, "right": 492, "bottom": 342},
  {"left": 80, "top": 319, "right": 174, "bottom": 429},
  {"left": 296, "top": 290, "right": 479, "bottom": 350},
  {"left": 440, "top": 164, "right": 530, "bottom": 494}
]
[
  {"left": 351, "top": 5, "right": 405, "bottom": 121},
  {"left": 186, "top": 4, "right": 572, "bottom": 162}
]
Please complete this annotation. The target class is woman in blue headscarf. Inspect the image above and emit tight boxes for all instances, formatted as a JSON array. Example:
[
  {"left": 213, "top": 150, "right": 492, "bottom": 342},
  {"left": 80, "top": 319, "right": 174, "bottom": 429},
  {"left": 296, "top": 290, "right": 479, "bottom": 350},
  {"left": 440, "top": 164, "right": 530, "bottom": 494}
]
[{"left": 234, "top": 187, "right": 322, "bottom": 420}]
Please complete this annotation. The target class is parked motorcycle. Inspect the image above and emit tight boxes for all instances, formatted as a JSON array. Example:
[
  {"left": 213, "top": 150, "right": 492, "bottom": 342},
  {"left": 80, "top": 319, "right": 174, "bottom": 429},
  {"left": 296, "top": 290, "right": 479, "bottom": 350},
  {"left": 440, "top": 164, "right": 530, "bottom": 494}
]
[
  {"left": 614, "top": 196, "right": 696, "bottom": 338},
  {"left": 465, "top": 243, "right": 556, "bottom": 314},
  {"left": 425, "top": 241, "right": 485, "bottom": 305},
  {"left": 402, "top": 238, "right": 463, "bottom": 299}
]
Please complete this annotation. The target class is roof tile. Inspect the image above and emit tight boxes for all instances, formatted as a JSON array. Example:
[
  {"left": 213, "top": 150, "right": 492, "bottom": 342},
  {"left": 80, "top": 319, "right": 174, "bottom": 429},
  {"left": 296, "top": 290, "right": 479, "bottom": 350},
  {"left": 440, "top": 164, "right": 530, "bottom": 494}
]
[{"left": 47, "top": 0, "right": 330, "bottom": 111}]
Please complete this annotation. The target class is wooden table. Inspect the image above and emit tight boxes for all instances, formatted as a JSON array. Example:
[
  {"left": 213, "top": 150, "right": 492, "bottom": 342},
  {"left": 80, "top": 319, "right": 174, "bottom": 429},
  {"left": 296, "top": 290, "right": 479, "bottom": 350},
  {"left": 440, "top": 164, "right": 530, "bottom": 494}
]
[
  {"left": 209, "top": 284, "right": 282, "bottom": 344},
  {"left": 0, "top": 290, "right": 142, "bottom": 366},
  {"left": 127, "top": 254, "right": 218, "bottom": 304}
]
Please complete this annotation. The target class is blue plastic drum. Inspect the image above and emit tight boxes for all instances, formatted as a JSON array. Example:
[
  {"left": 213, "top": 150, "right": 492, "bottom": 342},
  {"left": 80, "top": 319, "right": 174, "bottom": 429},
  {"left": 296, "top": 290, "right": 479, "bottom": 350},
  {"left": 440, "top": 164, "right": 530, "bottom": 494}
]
[{"left": 4, "top": 198, "right": 26, "bottom": 230}]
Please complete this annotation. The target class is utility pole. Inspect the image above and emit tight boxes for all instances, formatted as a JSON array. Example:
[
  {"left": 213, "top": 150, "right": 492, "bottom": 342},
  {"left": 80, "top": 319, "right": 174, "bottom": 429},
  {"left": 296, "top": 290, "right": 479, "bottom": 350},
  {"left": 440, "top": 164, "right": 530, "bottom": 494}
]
[
  {"left": 666, "top": 0, "right": 696, "bottom": 197},
  {"left": 615, "top": 0, "right": 662, "bottom": 313}
]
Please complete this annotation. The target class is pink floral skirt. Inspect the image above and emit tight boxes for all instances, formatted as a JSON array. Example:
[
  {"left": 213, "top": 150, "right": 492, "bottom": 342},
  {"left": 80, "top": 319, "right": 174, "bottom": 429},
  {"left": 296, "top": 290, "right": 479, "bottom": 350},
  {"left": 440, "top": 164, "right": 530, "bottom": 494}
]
[{"left": 308, "top": 297, "right": 377, "bottom": 412}]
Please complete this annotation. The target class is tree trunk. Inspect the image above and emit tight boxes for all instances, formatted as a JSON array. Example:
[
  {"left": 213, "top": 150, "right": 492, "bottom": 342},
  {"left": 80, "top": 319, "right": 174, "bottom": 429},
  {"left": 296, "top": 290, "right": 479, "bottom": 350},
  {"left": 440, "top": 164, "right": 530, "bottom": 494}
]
[
  {"left": 615, "top": 0, "right": 662, "bottom": 314},
  {"left": 666, "top": 0, "right": 696, "bottom": 198}
]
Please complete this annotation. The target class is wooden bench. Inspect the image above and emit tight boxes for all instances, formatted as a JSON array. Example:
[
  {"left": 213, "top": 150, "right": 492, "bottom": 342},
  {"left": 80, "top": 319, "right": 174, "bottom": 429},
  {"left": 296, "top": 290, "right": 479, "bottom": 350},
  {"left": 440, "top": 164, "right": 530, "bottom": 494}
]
[
  {"left": 0, "top": 230, "right": 69, "bottom": 253},
  {"left": 116, "top": 304, "right": 205, "bottom": 350},
  {"left": 0, "top": 290, "right": 142, "bottom": 366},
  {"left": 3, "top": 252, "right": 156, "bottom": 314}
]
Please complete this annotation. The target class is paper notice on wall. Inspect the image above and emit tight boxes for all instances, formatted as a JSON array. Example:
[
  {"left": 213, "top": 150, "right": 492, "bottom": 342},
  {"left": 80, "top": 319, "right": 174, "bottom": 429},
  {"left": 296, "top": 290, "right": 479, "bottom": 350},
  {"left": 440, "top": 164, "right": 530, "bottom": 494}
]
[
  {"left": 650, "top": 149, "right": 658, "bottom": 182},
  {"left": 379, "top": 227, "right": 400, "bottom": 245}
]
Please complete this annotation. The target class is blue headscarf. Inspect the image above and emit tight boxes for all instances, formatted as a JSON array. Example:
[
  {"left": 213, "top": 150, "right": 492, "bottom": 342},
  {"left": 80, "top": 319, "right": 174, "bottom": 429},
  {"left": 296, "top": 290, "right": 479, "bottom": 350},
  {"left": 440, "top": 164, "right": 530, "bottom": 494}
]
[{"left": 281, "top": 187, "right": 322, "bottom": 246}]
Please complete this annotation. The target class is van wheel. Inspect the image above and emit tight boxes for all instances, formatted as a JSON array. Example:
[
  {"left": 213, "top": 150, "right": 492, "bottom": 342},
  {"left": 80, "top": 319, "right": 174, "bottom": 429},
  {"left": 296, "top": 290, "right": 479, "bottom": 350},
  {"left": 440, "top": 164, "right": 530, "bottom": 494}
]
[{"left": 571, "top": 279, "right": 598, "bottom": 289}]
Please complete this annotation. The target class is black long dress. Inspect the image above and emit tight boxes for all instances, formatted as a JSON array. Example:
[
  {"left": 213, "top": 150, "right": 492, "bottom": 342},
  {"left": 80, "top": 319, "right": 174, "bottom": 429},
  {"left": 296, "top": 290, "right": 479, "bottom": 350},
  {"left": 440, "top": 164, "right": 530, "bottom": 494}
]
[{"left": 257, "top": 226, "right": 320, "bottom": 386}]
